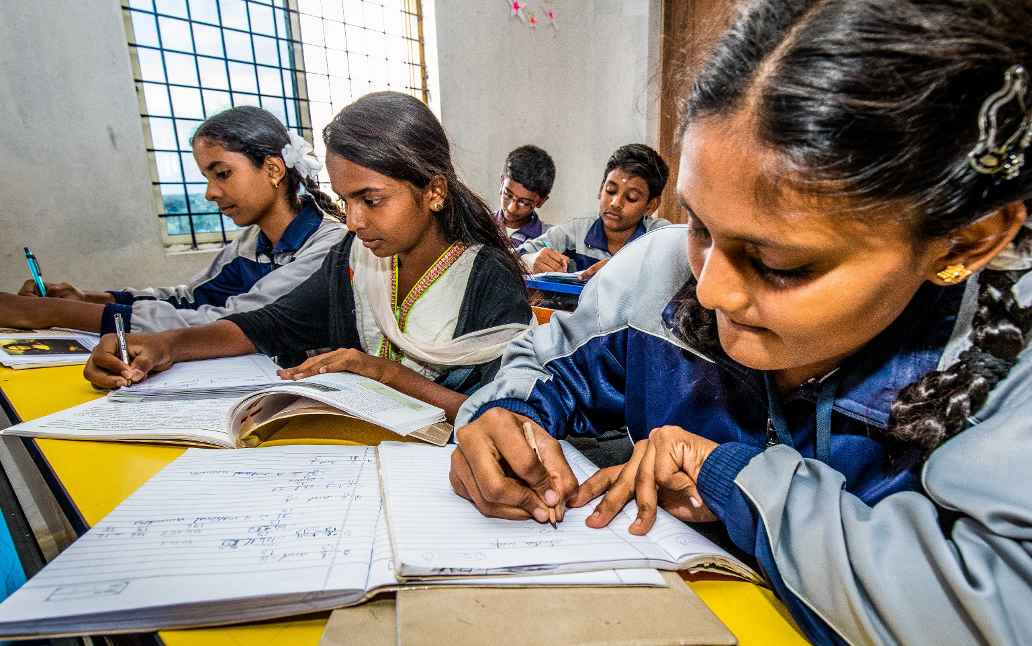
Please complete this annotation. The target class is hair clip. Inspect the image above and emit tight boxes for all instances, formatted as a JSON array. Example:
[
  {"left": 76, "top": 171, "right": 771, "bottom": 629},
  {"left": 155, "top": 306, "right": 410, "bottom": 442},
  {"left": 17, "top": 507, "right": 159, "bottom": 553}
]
[{"left": 968, "top": 64, "right": 1032, "bottom": 181}]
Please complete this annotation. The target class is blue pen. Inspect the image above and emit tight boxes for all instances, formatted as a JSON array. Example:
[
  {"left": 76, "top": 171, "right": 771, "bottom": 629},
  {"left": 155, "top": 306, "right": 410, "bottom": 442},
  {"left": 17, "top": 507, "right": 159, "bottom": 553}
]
[{"left": 23, "top": 247, "right": 46, "bottom": 297}]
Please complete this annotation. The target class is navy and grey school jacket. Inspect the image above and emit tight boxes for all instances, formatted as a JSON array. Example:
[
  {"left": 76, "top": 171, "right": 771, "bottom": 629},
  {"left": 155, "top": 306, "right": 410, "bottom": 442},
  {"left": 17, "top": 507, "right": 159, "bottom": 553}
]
[
  {"left": 516, "top": 214, "right": 669, "bottom": 271},
  {"left": 101, "top": 198, "right": 345, "bottom": 334},
  {"left": 459, "top": 226, "right": 1032, "bottom": 645}
]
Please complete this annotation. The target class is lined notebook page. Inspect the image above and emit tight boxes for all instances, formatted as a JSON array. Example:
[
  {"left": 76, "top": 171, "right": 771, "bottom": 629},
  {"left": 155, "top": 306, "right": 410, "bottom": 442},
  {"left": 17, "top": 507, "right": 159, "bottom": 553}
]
[
  {"left": 379, "top": 442, "right": 745, "bottom": 578},
  {"left": 364, "top": 504, "right": 666, "bottom": 589},
  {"left": 0, "top": 445, "right": 382, "bottom": 636},
  {"left": 1, "top": 396, "right": 238, "bottom": 447}
]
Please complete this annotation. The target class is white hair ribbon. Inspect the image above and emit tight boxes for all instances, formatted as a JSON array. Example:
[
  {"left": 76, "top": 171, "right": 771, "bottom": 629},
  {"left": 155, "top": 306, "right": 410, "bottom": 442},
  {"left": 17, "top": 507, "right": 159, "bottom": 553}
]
[{"left": 281, "top": 131, "right": 322, "bottom": 182}]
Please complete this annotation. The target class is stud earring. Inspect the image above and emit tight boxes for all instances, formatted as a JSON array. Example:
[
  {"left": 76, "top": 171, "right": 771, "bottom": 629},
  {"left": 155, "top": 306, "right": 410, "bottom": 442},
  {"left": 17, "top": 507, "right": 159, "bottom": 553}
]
[
  {"left": 431, "top": 201, "right": 444, "bottom": 212},
  {"left": 936, "top": 263, "right": 972, "bottom": 284}
]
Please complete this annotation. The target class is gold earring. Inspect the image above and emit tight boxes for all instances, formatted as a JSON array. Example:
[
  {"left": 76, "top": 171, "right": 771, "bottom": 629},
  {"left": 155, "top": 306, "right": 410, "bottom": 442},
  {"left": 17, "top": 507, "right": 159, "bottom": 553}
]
[
  {"left": 431, "top": 201, "right": 444, "bottom": 212},
  {"left": 936, "top": 263, "right": 972, "bottom": 283}
]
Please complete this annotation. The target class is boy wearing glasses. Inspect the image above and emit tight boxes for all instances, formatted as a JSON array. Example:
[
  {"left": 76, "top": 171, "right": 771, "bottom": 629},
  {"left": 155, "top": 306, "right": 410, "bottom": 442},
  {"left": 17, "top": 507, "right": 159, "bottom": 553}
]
[
  {"left": 519, "top": 144, "right": 670, "bottom": 279},
  {"left": 496, "top": 145, "right": 556, "bottom": 247}
]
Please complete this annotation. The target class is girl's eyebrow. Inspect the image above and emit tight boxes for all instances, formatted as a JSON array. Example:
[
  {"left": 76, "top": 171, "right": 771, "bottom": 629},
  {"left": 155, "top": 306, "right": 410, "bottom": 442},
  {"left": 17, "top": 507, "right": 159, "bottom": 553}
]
[
  {"left": 679, "top": 196, "right": 818, "bottom": 253},
  {"left": 345, "top": 187, "right": 387, "bottom": 198}
]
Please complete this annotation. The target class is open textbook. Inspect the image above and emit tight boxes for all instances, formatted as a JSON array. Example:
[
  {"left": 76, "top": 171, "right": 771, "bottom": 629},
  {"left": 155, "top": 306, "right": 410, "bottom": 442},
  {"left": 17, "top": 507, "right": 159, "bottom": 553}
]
[
  {"left": 4, "top": 357, "right": 451, "bottom": 447},
  {"left": 380, "top": 442, "right": 761, "bottom": 583},
  {"left": 0, "top": 445, "right": 667, "bottom": 638}
]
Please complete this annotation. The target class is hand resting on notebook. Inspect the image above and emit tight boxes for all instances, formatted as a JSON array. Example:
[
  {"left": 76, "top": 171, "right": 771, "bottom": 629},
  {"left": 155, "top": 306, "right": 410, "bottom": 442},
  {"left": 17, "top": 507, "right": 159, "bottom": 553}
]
[{"left": 277, "top": 347, "right": 398, "bottom": 383}]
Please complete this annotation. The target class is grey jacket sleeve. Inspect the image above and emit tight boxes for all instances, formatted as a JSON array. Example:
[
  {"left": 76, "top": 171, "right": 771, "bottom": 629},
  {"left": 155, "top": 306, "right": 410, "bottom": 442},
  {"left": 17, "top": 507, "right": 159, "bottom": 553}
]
[
  {"left": 126, "top": 223, "right": 345, "bottom": 333},
  {"left": 732, "top": 345, "right": 1032, "bottom": 645}
]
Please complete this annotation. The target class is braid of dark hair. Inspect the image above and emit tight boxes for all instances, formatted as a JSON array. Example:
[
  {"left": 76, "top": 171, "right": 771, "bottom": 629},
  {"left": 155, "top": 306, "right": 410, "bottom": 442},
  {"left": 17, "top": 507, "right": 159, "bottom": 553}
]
[
  {"left": 437, "top": 171, "right": 529, "bottom": 286},
  {"left": 668, "top": 275, "right": 721, "bottom": 355},
  {"left": 298, "top": 173, "right": 345, "bottom": 222},
  {"left": 888, "top": 226, "right": 1032, "bottom": 457}
]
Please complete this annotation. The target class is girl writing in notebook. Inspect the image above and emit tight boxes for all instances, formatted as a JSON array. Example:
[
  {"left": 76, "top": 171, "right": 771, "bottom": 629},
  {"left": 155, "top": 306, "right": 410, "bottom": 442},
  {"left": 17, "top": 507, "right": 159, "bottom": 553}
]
[
  {"left": 0, "top": 106, "right": 345, "bottom": 335},
  {"left": 449, "top": 0, "right": 1032, "bottom": 643},
  {"left": 84, "top": 92, "right": 532, "bottom": 421}
]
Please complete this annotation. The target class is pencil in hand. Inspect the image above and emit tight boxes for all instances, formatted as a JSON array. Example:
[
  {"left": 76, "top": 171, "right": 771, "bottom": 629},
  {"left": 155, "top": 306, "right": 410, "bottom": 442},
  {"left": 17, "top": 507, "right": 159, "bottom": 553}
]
[{"left": 522, "top": 421, "right": 558, "bottom": 529}]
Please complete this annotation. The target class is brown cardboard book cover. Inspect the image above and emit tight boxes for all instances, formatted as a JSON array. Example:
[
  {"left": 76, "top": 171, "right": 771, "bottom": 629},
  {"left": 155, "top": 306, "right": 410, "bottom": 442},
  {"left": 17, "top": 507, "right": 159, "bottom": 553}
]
[
  {"left": 319, "top": 597, "right": 396, "bottom": 646},
  {"left": 319, "top": 572, "right": 736, "bottom": 646}
]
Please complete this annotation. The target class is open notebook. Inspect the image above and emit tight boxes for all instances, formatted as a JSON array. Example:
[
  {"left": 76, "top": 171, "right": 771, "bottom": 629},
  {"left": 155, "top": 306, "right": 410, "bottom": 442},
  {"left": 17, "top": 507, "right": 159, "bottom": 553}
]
[
  {"left": 4, "top": 364, "right": 451, "bottom": 447},
  {"left": 0, "top": 445, "right": 664, "bottom": 639},
  {"left": 380, "top": 442, "right": 761, "bottom": 583}
]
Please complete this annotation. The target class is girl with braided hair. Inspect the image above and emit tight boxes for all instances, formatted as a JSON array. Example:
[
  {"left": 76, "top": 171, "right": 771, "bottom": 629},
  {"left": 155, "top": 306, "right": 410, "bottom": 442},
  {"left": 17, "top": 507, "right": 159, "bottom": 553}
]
[
  {"left": 449, "top": 0, "right": 1032, "bottom": 643},
  {"left": 0, "top": 105, "right": 345, "bottom": 335}
]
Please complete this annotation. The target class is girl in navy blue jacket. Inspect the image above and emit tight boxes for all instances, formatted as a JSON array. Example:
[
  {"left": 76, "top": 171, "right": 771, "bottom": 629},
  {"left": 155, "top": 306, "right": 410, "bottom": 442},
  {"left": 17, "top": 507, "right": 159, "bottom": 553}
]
[
  {"left": 0, "top": 106, "right": 344, "bottom": 335},
  {"left": 451, "top": 1, "right": 1032, "bottom": 643}
]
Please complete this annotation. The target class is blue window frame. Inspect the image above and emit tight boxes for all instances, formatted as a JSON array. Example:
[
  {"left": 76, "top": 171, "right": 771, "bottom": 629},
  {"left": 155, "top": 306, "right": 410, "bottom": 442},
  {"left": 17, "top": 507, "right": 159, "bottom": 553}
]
[{"left": 123, "top": 0, "right": 429, "bottom": 248}]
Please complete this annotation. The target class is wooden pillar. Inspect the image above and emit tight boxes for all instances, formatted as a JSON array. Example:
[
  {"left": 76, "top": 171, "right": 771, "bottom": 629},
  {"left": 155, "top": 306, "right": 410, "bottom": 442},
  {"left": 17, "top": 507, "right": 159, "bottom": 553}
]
[{"left": 657, "top": 0, "right": 738, "bottom": 222}]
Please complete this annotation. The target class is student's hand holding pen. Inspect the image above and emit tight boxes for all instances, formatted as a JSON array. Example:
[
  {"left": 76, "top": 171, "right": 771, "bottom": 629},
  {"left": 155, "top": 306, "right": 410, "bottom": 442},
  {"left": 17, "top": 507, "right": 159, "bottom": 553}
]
[
  {"left": 84, "top": 331, "right": 175, "bottom": 389},
  {"left": 532, "top": 248, "right": 570, "bottom": 273},
  {"left": 17, "top": 280, "right": 114, "bottom": 304},
  {"left": 451, "top": 408, "right": 579, "bottom": 524}
]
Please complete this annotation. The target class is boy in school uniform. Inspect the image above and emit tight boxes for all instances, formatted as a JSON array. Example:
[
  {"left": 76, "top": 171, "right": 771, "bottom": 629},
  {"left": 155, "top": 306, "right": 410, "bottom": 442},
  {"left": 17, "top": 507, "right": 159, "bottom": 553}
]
[
  {"left": 518, "top": 143, "right": 670, "bottom": 279},
  {"left": 495, "top": 145, "right": 555, "bottom": 247}
]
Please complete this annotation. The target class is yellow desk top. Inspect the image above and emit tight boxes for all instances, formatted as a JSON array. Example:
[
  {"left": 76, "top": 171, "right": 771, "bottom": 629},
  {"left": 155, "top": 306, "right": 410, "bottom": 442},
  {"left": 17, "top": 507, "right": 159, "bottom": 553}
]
[{"left": 0, "top": 365, "right": 808, "bottom": 645}]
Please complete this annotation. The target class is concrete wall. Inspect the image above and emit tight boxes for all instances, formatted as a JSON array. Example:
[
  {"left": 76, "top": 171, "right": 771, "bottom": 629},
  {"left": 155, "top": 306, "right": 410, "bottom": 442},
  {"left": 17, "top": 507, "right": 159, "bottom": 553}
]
[
  {"left": 0, "top": 0, "right": 216, "bottom": 292},
  {"left": 0, "top": 0, "right": 661, "bottom": 292},
  {"left": 432, "top": 0, "right": 663, "bottom": 225}
]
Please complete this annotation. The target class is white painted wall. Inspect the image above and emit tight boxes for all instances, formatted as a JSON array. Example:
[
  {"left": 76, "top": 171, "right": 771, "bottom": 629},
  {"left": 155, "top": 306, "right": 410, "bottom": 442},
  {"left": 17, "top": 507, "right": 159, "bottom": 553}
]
[
  {"left": 0, "top": 0, "right": 660, "bottom": 292},
  {"left": 432, "top": 0, "right": 662, "bottom": 226},
  {"left": 0, "top": 0, "right": 216, "bottom": 293}
]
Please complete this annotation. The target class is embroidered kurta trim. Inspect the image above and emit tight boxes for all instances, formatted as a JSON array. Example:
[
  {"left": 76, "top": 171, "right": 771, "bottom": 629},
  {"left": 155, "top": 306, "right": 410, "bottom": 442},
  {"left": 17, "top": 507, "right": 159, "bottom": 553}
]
[{"left": 377, "top": 241, "right": 468, "bottom": 359}]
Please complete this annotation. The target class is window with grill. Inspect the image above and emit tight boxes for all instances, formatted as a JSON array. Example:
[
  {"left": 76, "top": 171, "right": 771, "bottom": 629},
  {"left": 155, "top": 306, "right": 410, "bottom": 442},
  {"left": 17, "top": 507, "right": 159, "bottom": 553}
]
[{"left": 122, "top": 0, "right": 428, "bottom": 249}]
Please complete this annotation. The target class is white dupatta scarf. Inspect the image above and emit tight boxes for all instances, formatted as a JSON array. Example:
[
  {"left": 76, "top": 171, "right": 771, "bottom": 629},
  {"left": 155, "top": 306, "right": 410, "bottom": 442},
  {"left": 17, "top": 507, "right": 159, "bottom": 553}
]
[{"left": 350, "top": 241, "right": 533, "bottom": 367}]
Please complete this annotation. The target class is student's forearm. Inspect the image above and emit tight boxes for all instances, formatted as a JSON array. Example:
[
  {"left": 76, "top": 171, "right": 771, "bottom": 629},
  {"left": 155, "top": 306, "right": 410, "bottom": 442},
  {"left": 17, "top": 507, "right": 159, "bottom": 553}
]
[
  {"left": 380, "top": 362, "right": 467, "bottom": 422},
  {"left": 84, "top": 291, "right": 116, "bottom": 304},
  {"left": 4, "top": 297, "right": 105, "bottom": 332},
  {"left": 165, "top": 320, "right": 257, "bottom": 363}
]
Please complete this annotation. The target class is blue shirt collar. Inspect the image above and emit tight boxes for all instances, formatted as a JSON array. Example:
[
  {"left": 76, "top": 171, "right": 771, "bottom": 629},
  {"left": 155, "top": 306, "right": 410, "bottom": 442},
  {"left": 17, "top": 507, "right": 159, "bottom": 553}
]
[
  {"left": 495, "top": 210, "right": 545, "bottom": 239},
  {"left": 256, "top": 197, "right": 324, "bottom": 257},
  {"left": 584, "top": 215, "right": 650, "bottom": 252},
  {"left": 661, "top": 281, "right": 966, "bottom": 428}
]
